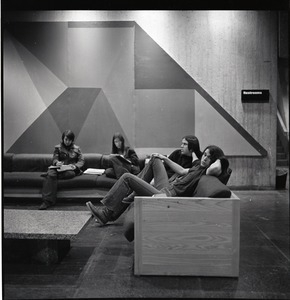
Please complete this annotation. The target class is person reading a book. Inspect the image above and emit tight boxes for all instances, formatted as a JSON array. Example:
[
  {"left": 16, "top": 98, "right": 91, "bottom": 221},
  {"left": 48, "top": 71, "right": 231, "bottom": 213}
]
[
  {"left": 103, "top": 132, "right": 140, "bottom": 180},
  {"left": 39, "top": 130, "right": 84, "bottom": 210},
  {"left": 86, "top": 145, "right": 229, "bottom": 225}
]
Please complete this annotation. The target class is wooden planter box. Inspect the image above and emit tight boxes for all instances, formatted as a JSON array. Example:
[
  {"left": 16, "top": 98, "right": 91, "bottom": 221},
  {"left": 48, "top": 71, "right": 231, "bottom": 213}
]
[{"left": 134, "top": 194, "right": 240, "bottom": 277}]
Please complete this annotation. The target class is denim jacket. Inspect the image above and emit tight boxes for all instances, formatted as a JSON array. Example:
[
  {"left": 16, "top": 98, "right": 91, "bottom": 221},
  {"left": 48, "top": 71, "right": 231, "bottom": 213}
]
[{"left": 52, "top": 143, "right": 85, "bottom": 171}]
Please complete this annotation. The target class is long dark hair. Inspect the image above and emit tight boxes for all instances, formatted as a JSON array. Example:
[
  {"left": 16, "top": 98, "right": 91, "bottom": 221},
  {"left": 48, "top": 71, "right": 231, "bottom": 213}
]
[
  {"left": 112, "top": 132, "right": 125, "bottom": 154},
  {"left": 62, "top": 130, "right": 75, "bottom": 143},
  {"left": 203, "top": 145, "right": 225, "bottom": 164},
  {"left": 183, "top": 135, "right": 202, "bottom": 159}
]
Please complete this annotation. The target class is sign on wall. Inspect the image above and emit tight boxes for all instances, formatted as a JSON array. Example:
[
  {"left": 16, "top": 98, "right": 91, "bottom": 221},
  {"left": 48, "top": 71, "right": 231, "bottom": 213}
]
[{"left": 241, "top": 90, "right": 269, "bottom": 102}]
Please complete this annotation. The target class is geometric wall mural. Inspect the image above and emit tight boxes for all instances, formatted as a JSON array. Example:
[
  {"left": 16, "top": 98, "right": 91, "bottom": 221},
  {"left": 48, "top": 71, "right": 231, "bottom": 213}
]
[
  {"left": 7, "top": 88, "right": 128, "bottom": 154},
  {"left": 3, "top": 21, "right": 267, "bottom": 156}
]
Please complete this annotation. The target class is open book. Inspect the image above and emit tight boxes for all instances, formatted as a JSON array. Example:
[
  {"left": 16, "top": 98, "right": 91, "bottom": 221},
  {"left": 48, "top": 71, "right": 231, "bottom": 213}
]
[
  {"left": 115, "top": 154, "right": 131, "bottom": 164},
  {"left": 83, "top": 168, "right": 105, "bottom": 175}
]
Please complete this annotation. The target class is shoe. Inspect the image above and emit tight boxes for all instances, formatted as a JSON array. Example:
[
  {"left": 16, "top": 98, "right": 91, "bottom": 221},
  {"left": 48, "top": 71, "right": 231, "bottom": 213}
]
[
  {"left": 85, "top": 201, "right": 113, "bottom": 225},
  {"left": 122, "top": 192, "right": 135, "bottom": 204},
  {"left": 38, "top": 202, "right": 50, "bottom": 210}
]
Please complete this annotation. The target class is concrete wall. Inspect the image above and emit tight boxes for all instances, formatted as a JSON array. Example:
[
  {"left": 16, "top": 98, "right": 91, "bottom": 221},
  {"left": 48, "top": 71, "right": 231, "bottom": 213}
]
[{"left": 2, "top": 10, "right": 279, "bottom": 188}]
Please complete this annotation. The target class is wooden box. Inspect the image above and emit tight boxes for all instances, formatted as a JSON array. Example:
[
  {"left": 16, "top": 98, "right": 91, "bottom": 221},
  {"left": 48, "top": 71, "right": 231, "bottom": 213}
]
[{"left": 134, "top": 194, "right": 240, "bottom": 277}]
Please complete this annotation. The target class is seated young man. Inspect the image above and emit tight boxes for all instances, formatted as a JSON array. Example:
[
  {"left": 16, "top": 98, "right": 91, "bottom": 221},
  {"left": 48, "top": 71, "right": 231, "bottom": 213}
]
[
  {"left": 86, "top": 145, "right": 229, "bottom": 225},
  {"left": 121, "top": 134, "right": 202, "bottom": 204},
  {"left": 165, "top": 135, "right": 202, "bottom": 178}
]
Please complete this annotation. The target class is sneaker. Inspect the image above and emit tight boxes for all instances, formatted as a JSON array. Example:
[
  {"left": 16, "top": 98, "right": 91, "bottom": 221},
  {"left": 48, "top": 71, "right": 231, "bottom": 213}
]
[
  {"left": 38, "top": 202, "right": 50, "bottom": 210},
  {"left": 85, "top": 201, "right": 113, "bottom": 225}
]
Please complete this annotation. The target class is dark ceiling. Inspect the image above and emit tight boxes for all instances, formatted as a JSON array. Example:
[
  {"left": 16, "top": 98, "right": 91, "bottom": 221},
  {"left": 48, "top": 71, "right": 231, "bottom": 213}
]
[{"left": 1, "top": 0, "right": 289, "bottom": 11}]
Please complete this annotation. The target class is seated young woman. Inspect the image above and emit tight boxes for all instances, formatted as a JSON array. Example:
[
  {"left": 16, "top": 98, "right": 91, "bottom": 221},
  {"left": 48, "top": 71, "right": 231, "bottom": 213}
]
[
  {"left": 40, "top": 129, "right": 85, "bottom": 210},
  {"left": 86, "top": 145, "right": 229, "bottom": 225},
  {"left": 104, "top": 132, "right": 140, "bottom": 179}
]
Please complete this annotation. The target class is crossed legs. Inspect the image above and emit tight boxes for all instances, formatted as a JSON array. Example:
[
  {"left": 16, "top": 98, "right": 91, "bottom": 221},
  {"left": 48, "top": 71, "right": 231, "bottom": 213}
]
[{"left": 86, "top": 157, "right": 170, "bottom": 224}]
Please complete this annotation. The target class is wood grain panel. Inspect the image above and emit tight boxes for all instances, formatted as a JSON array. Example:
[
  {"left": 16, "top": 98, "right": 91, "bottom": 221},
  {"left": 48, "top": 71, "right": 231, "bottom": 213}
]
[{"left": 134, "top": 196, "right": 240, "bottom": 277}]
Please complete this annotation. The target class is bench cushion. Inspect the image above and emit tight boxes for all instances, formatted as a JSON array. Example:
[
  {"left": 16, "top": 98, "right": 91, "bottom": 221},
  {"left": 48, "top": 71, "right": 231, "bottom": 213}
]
[
  {"left": 11, "top": 154, "right": 52, "bottom": 172},
  {"left": 3, "top": 153, "right": 14, "bottom": 172},
  {"left": 4, "top": 172, "right": 45, "bottom": 187},
  {"left": 95, "top": 174, "right": 117, "bottom": 188},
  {"left": 83, "top": 153, "right": 104, "bottom": 169},
  {"left": 3, "top": 172, "right": 114, "bottom": 189},
  {"left": 217, "top": 168, "right": 232, "bottom": 185},
  {"left": 193, "top": 175, "right": 231, "bottom": 198}
]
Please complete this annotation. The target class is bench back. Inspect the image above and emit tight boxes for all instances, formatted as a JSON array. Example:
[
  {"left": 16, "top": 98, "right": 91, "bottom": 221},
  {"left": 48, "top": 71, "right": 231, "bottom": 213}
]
[
  {"left": 3, "top": 153, "right": 104, "bottom": 172},
  {"left": 3, "top": 152, "right": 147, "bottom": 172},
  {"left": 7, "top": 154, "right": 53, "bottom": 172}
]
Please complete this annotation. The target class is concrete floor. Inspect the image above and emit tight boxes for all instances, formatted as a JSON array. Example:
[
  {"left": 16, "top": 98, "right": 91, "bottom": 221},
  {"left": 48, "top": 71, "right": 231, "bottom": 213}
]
[{"left": 3, "top": 189, "right": 290, "bottom": 299}]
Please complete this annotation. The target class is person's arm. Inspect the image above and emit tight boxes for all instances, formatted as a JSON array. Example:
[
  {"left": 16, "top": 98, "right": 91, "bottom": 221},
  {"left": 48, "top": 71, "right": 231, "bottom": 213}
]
[
  {"left": 151, "top": 153, "right": 190, "bottom": 176},
  {"left": 206, "top": 159, "right": 222, "bottom": 176},
  {"left": 73, "top": 147, "right": 85, "bottom": 170},
  {"left": 127, "top": 148, "right": 139, "bottom": 166},
  {"left": 66, "top": 146, "right": 85, "bottom": 171}
]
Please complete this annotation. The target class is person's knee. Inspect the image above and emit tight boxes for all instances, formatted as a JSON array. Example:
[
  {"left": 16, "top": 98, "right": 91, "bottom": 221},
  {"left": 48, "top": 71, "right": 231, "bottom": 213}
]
[
  {"left": 121, "top": 173, "right": 135, "bottom": 181},
  {"left": 47, "top": 169, "right": 57, "bottom": 178},
  {"left": 147, "top": 156, "right": 156, "bottom": 166},
  {"left": 151, "top": 156, "right": 162, "bottom": 166},
  {"left": 63, "top": 170, "right": 76, "bottom": 179}
]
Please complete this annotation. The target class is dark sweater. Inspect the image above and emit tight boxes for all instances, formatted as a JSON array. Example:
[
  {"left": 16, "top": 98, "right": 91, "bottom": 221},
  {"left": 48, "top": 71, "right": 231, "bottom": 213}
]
[
  {"left": 166, "top": 149, "right": 193, "bottom": 178},
  {"left": 167, "top": 160, "right": 206, "bottom": 196},
  {"left": 166, "top": 156, "right": 230, "bottom": 197}
]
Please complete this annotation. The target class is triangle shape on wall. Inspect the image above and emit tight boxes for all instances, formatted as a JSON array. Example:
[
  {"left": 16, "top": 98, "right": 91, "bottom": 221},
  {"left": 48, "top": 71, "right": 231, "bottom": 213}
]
[
  {"left": 6, "top": 22, "right": 69, "bottom": 84},
  {"left": 7, "top": 110, "right": 63, "bottom": 154},
  {"left": 8, "top": 88, "right": 100, "bottom": 154},
  {"left": 77, "top": 89, "right": 130, "bottom": 154},
  {"left": 134, "top": 23, "right": 267, "bottom": 157},
  {"left": 4, "top": 30, "right": 48, "bottom": 152},
  {"left": 48, "top": 88, "right": 101, "bottom": 138},
  {"left": 11, "top": 31, "right": 67, "bottom": 107},
  {"left": 135, "top": 24, "right": 198, "bottom": 89},
  {"left": 194, "top": 91, "right": 261, "bottom": 156}
]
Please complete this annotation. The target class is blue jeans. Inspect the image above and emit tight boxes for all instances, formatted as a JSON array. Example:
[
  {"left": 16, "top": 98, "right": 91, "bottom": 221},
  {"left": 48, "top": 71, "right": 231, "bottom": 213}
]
[
  {"left": 42, "top": 169, "right": 76, "bottom": 204},
  {"left": 103, "top": 155, "right": 140, "bottom": 179},
  {"left": 101, "top": 157, "right": 170, "bottom": 218}
]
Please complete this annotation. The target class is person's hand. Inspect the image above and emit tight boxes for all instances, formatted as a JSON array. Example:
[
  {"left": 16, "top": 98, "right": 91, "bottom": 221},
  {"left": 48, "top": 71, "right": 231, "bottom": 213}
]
[
  {"left": 206, "top": 159, "right": 222, "bottom": 176},
  {"left": 56, "top": 161, "right": 64, "bottom": 166},
  {"left": 152, "top": 153, "right": 166, "bottom": 160}
]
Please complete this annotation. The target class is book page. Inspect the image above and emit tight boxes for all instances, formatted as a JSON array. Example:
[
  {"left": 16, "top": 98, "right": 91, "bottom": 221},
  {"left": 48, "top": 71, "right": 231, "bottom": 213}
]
[{"left": 83, "top": 168, "right": 105, "bottom": 175}]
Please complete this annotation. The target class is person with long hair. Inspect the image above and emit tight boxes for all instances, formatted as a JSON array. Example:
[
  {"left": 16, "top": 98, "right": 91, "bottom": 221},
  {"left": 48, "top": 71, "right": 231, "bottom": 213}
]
[
  {"left": 86, "top": 145, "right": 229, "bottom": 225},
  {"left": 166, "top": 135, "right": 202, "bottom": 178},
  {"left": 121, "top": 134, "right": 202, "bottom": 204},
  {"left": 39, "top": 130, "right": 84, "bottom": 210},
  {"left": 104, "top": 132, "right": 140, "bottom": 179}
]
